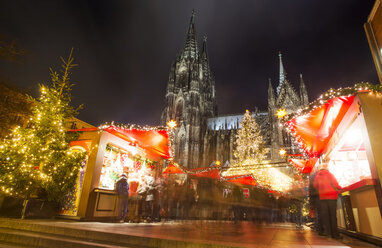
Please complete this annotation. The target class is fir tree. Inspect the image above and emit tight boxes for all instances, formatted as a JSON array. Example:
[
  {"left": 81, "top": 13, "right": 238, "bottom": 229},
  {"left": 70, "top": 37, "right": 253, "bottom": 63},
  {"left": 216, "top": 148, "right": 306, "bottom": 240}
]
[
  {"left": 233, "top": 110, "right": 266, "bottom": 165},
  {"left": 0, "top": 50, "right": 85, "bottom": 203}
]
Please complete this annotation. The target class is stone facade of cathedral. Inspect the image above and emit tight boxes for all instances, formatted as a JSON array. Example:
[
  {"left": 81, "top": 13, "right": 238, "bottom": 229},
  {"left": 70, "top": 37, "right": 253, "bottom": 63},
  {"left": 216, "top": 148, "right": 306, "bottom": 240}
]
[{"left": 161, "top": 12, "right": 309, "bottom": 169}]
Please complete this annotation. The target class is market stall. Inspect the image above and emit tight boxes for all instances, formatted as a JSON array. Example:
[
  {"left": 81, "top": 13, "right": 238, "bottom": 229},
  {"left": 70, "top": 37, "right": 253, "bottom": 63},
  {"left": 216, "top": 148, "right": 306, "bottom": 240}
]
[
  {"left": 284, "top": 84, "right": 382, "bottom": 240},
  {"left": 59, "top": 123, "right": 171, "bottom": 221}
]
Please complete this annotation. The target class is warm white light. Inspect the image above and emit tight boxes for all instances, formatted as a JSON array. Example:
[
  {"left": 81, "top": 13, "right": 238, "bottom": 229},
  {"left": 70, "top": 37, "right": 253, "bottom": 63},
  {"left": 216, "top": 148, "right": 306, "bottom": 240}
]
[
  {"left": 167, "top": 120, "right": 177, "bottom": 129},
  {"left": 279, "top": 149, "right": 287, "bottom": 156}
]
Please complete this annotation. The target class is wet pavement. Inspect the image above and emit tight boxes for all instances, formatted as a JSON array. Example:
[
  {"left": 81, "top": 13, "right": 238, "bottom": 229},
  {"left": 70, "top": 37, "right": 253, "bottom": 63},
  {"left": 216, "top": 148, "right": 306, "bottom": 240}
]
[{"left": 6, "top": 219, "right": 378, "bottom": 248}]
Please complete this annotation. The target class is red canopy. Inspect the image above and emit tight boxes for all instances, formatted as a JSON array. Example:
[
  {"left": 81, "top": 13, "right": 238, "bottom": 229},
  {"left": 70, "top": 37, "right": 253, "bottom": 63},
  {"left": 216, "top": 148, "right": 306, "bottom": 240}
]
[
  {"left": 225, "top": 175, "right": 257, "bottom": 186},
  {"left": 162, "top": 163, "right": 186, "bottom": 174},
  {"left": 289, "top": 157, "right": 318, "bottom": 174},
  {"left": 286, "top": 96, "right": 355, "bottom": 158},
  {"left": 189, "top": 167, "right": 221, "bottom": 179},
  {"left": 104, "top": 126, "right": 171, "bottom": 160}
]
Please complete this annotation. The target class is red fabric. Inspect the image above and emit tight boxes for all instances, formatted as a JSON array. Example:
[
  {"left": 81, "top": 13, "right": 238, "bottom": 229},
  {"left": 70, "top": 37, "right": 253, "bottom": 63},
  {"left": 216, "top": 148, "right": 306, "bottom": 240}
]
[
  {"left": 286, "top": 96, "right": 355, "bottom": 157},
  {"left": 226, "top": 175, "right": 257, "bottom": 186},
  {"left": 189, "top": 167, "right": 221, "bottom": 179},
  {"left": 104, "top": 126, "right": 171, "bottom": 160},
  {"left": 162, "top": 163, "right": 185, "bottom": 174},
  {"left": 342, "top": 179, "right": 375, "bottom": 192},
  {"left": 313, "top": 169, "right": 342, "bottom": 200},
  {"left": 289, "top": 157, "right": 318, "bottom": 174}
]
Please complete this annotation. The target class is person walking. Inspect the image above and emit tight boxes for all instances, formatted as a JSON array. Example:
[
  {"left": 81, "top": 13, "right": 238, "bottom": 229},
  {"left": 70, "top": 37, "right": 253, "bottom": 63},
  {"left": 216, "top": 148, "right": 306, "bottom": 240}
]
[
  {"left": 314, "top": 163, "right": 342, "bottom": 239},
  {"left": 290, "top": 181, "right": 305, "bottom": 228},
  {"left": 115, "top": 173, "right": 130, "bottom": 222},
  {"left": 144, "top": 176, "right": 155, "bottom": 222},
  {"left": 309, "top": 168, "right": 323, "bottom": 235}
]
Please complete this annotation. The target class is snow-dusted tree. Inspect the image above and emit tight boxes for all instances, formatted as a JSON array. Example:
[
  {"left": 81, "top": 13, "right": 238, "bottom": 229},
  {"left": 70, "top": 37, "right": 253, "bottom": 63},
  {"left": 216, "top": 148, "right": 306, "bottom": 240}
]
[{"left": 233, "top": 110, "right": 266, "bottom": 165}]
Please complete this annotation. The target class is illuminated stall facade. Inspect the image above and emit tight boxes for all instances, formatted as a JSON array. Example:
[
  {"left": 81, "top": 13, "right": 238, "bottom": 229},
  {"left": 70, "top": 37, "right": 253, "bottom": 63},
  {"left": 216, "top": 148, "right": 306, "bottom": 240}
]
[
  {"left": 59, "top": 124, "right": 171, "bottom": 220},
  {"left": 285, "top": 87, "right": 382, "bottom": 241}
]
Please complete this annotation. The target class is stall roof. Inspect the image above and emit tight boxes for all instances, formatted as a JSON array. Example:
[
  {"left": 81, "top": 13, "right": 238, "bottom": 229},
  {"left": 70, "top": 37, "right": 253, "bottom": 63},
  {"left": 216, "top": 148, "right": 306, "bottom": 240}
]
[
  {"left": 286, "top": 95, "right": 355, "bottom": 158},
  {"left": 69, "top": 125, "right": 172, "bottom": 160},
  {"left": 188, "top": 167, "right": 221, "bottom": 179},
  {"left": 285, "top": 95, "right": 356, "bottom": 173},
  {"left": 224, "top": 174, "right": 258, "bottom": 186},
  {"left": 162, "top": 163, "right": 186, "bottom": 174},
  {"left": 103, "top": 126, "right": 171, "bottom": 160}
]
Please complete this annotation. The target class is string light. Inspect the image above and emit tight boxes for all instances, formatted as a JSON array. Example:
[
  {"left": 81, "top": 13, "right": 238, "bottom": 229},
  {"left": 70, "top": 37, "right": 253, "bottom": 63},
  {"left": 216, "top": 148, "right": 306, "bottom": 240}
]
[
  {"left": 0, "top": 50, "right": 85, "bottom": 202},
  {"left": 280, "top": 82, "right": 382, "bottom": 171}
]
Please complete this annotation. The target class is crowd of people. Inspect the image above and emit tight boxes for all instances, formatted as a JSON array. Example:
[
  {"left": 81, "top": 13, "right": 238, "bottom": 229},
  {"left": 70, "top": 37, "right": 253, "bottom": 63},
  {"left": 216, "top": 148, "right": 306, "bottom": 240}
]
[
  {"left": 116, "top": 175, "right": 198, "bottom": 223},
  {"left": 115, "top": 161, "right": 343, "bottom": 240}
]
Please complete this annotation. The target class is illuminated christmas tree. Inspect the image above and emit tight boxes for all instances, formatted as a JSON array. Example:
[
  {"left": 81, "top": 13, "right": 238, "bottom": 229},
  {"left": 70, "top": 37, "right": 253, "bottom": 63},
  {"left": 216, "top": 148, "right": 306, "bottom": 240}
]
[
  {"left": 233, "top": 110, "right": 266, "bottom": 166},
  {"left": 0, "top": 50, "right": 85, "bottom": 202}
]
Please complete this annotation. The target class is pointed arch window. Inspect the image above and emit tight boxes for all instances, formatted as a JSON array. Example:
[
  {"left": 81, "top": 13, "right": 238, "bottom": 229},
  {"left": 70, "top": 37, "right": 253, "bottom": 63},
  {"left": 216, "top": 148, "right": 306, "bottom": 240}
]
[
  {"left": 177, "top": 134, "right": 186, "bottom": 163},
  {"left": 175, "top": 100, "right": 184, "bottom": 123}
]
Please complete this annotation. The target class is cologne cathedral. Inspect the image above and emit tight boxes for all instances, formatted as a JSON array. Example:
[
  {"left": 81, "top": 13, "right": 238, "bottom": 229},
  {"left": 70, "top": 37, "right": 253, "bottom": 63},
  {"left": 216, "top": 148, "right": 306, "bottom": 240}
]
[{"left": 161, "top": 11, "right": 309, "bottom": 169}]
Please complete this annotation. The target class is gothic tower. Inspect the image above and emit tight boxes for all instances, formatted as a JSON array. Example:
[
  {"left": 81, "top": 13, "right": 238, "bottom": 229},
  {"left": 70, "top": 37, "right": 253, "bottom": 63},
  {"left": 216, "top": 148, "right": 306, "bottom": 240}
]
[
  {"left": 268, "top": 52, "right": 309, "bottom": 158},
  {"left": 161, "top": 11, "right": 217, "bottom": 168}
]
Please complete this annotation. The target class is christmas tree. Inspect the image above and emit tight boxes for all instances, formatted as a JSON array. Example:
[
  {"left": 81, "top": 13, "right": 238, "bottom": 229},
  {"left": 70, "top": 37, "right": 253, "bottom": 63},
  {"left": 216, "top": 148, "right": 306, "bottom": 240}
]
[
  {"left": 233, "top": 110, "right": 266, "bottom": 166},
  {"left": 0, "top": 50, "right": 85, "bottom": 203}
]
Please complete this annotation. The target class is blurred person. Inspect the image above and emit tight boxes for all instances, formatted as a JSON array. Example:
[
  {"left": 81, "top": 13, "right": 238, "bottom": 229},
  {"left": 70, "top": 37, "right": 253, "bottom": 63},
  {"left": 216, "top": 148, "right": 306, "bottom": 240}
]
[
  {"left": 314, "top": 163, "right": 342, "bottom": 239},
  {"left": 136, "top": 177, "right": 148, "bottom": 222},
  {"left": 144, "top": 176, "right": 155, "bottom": 222},
  {"left": 232, "top": 185, "right": 242, "bottom": 222},
  {"left": 153, "top": 178, "right": 163, "bottom": 221},
  {"left": 290, "top": 174, "right": 306, "bottom": 228},
  {"left": 182, "top": 181, "right": 195, "bottom": 219},
  {"left": 309, "top": 167, "right": 324, "bottom": 235},
  {"left": 115, "top": 173, "right": 129, "bottom": 222}
]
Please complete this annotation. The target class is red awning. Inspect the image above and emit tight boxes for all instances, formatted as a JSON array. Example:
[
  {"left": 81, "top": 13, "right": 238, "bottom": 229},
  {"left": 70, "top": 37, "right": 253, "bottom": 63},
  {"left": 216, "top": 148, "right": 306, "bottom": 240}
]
[
  {"left": 189, "top": 167, "right": 221, "bottom": 179},
  {"left": 162, "top": 163, "right": 186, "bottom": 174},
  {"left": 225, "top": 175, "right": 257, "bottom": 186},
  {"left": 289, "top": 157, "right": 318, "bottom": 174},
  {"left": 104, "top": 126, "right": 171, "bottom": 160},
  {"left": 286, "top": 96, "right": 355, "bottom": 158}
]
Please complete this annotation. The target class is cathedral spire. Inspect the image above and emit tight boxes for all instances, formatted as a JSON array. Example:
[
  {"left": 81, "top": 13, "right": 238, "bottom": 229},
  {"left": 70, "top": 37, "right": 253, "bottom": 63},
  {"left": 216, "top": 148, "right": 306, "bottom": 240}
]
[
  {"left": 277, "top": 51, "right": 287, "bottom": 95},
  {"left": 201, "top": 36, "right": 208, "bottom": 60},
  {"left": 268, "top": 78, "right": 275, "bottom": 107},
  {"left": 181, "top": 10, "right": 199, "bottom": 60},
  {"left": 201, "top": 36, "right": 211, "bottom": 78},
  {"left": 299, "top": 73, "right": 309, "bottom": 106}
]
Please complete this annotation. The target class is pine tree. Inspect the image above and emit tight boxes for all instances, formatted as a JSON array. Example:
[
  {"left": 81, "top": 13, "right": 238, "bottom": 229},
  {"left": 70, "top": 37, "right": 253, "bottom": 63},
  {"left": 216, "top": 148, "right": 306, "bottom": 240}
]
[
  {"left": 0, "top": 50, "right": 85, "bottom": 203},
  {"left": 233, "top": 110, "right": 266, "bottom": 165}
]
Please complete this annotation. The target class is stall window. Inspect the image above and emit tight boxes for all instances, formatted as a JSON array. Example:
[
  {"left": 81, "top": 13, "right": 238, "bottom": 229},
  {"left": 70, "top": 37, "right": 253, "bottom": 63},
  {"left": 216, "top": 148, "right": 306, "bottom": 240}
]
[
  {"left": 326, "top": 117, "right": 372, "bottom": 188},
  {"left": 99, "top": 144, "right": 155, "bottom": 192}
]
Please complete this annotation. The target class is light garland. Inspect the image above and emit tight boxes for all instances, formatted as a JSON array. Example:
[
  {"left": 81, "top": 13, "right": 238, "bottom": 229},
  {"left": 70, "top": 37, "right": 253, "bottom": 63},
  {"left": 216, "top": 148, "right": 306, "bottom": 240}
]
[
  {"left": 282, "top": 82, "right": 382, "bottom": 123},
  {"left": 98, "top": 121, "right": 168, "bottom": 132},
  {"left": 280, "top": 82, "right": 382, "bottom": 169},
  {"left": 0, "top": 50, "right": 85, "bottom": 202}
]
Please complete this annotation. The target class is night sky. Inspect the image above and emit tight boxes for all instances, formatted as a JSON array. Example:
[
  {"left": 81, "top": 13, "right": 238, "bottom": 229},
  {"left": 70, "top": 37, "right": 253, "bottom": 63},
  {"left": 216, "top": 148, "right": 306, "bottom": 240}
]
[{"left": 0, "top": 0, "right": 378, "bottom": 126}]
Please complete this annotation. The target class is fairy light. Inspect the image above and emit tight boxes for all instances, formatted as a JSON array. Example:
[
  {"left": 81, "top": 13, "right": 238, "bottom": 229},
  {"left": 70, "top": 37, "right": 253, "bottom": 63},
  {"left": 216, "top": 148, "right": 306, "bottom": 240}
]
[
  {"left": 278, "top": 82, "right": 382, "bottom": 172},
  {"left": 276, "top": 108, "right": 287, "bottom": 119},
  {"left": 0, "top": 50, "right": 85, "bottom": 201}
]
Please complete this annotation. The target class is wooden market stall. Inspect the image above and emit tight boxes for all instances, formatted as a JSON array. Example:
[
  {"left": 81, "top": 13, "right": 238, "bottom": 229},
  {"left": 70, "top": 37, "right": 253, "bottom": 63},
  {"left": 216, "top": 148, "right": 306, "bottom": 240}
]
[
  {"left": 285, "top": 86, "right": 382, "bottom": 242},
  {"left": 59, "top": 124, "right": 171, "bottom": 221}
]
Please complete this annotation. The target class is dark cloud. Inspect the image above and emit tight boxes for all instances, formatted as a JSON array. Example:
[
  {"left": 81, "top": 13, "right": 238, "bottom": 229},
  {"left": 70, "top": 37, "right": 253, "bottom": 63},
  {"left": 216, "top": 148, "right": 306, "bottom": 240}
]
[{"left": 0, "top": 0, "right": 378, "bottom": 126}]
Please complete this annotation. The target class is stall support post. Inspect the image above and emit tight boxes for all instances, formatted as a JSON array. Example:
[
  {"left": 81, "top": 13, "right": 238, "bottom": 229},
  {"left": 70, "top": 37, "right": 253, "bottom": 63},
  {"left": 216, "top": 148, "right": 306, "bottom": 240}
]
[
  {"left": 340, "top": 193, "right": 357, "bottom": 231},
  {"left": 359, "top": 94, "right": 382, "bottom": 216}
]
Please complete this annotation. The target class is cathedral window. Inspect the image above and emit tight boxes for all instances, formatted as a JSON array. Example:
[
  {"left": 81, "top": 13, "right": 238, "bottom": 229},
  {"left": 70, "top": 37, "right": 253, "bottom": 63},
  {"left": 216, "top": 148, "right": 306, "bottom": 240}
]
[
  {"left": 175, "top": 100, "right": 184, "bottom": 123},
  {"left": 178, "top": 134, "right": 186, "bottom": 162}
]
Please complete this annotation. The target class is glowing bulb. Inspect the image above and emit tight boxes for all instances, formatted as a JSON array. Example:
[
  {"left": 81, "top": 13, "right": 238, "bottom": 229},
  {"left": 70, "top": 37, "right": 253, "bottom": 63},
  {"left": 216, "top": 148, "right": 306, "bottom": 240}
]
[
  {"left": 276, "top": 108, "right": 287, "bottom": 119},
  {"left": 167, "top": 120, "right": 177, "bottom": 129}
]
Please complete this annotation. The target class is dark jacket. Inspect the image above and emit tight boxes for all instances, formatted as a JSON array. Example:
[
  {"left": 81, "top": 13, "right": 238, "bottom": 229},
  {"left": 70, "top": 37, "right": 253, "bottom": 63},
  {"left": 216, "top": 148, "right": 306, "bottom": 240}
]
[{"left": 116, "top": 177, "right": 129, "bottom": 196}]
